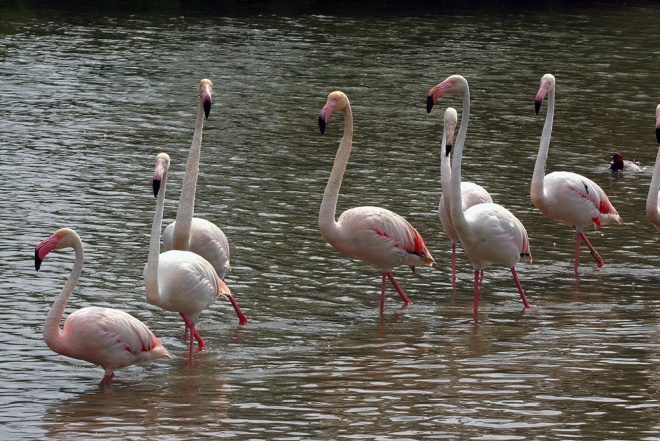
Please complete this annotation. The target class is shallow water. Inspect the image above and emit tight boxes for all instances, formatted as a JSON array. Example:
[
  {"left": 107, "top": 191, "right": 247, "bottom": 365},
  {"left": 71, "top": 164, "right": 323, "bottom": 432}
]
[{"left": 1, "top": 2, "right": 659, "bottom": 439}]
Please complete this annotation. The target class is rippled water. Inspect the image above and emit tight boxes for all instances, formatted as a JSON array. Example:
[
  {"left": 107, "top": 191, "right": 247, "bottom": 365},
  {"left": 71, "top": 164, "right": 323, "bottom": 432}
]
[{"left": 1, "top": 2, "right": 660, "bottom": 439}]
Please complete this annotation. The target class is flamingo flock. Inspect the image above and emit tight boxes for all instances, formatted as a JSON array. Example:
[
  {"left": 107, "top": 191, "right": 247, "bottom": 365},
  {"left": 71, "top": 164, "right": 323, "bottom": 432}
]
[{"left": 32, "top": 76, "right": 659, "bottom": 384}]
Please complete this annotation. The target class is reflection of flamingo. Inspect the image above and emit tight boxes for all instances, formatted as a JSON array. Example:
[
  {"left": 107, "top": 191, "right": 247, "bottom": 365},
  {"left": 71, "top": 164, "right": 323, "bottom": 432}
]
[
  {"left": 533, "top": 74, "right": 621, "bottom": 274},
  {"left": 646, "top": 104, "right": 660, "bottom": 232},
  {"left": 162, "top": 79, "right": 230, "bottom": 279},
  {"left": 318, "top": 91, "right": 434, "bottom": 310},
  {"left": 432, "top": 106, "right": 493, "bottom": 284},
  {"left": 34, "top": 228, "right": 170, "bottom": 384},
  {"left": 144, "top": 153, "right": 247, "bottom": 361},
  {"left": 427, "top": 75, "right": 532, "bottom": 317}
]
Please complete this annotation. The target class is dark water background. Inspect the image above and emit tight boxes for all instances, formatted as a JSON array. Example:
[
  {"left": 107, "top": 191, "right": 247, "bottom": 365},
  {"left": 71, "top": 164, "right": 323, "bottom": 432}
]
[{"left": 1, "top": 1, "right": 659, "bottom": 439}]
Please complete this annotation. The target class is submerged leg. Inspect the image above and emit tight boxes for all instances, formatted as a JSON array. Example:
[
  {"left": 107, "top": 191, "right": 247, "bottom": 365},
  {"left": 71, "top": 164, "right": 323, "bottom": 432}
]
[
  {"left": 180, "top": 313, "right": 204, "bottom": 351},
  {"left": 386, "top": 272, "right": 412, "bottom": 305},
  {"left": 451, "top": 243, "right": 457, "bottom": 285},
  {"left": 511, "top": 267, "right": 531, "bottom": 308},
  {"left": 380, "top": 273, "right": 387, "bottom": 310},
  {"left": 473, "top": 270, "right": 480, "bottom": 318}
]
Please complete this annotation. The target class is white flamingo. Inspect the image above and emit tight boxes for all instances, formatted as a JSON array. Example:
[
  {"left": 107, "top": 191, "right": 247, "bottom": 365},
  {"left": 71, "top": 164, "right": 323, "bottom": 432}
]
[
  {"left": 318, "top": 91, "right": 435, "bottom": 311},
  {"left": 427, "top": 75, "right": 532, "bottom": 316},
  {"left": 35, "top": 228, "right": 170, "bottom": 384},
  {"left": 645, "top": 104, "right": 660, "bottom": 232},
  {"left": 431, "top": 105, "right": 493, "bottom": 284},
  {"left": 532, "top": 73, "right": 621, "bottom": 274},
  {"left": 144, "top": 153, "right": 247, "bottom": 361},
  {"left": 162, "top": 79, "right": 231, "bottom": 279}
]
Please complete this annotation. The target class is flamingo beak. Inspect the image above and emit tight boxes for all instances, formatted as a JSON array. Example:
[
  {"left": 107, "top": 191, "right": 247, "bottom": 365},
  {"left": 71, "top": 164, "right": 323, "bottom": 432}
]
[
  {"left": 199, "top": 79, "right": 213, "bottom": 119},
  {"left": 34, "top": 234, "right": 60, "bottom": 271},
  {"left": 656, "top": 127, "right": 660, "bottom": 144},
  {"left": 427, "top": 80, "right": 453, "bottom": 113},
  {"left": 152, "top": 157, "right": 168, "bottom": 197},
  {"left": 318, "top": 99, "right": 338, "bottom": 135},
  {"left": 535, "top": 82, "right": 551, "bottom": 115}
]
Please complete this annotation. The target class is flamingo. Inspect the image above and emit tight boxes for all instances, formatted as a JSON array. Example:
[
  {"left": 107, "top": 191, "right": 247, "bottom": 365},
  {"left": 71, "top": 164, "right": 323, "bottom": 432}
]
[
  {"left": 427, "top": 75, "right": 532, "bottom": 317},
  {"left": 645, "top": 104, "right": 660, "bottom": 232},
  {"left": 532, "top": 73, "right": 621, "bottom": 274},
  {"left": 609, "top": 152, "right": 641, "bottom": 173},
  {"left": 317, "top": 91, "right": 435, "bottom": 311},
  {"left": 433, "top": 106, "right": 493, "bottom": 284},
  {"left": 162, "top": 79, "right": 231, "bottom": 279},
  {"left": 144, "top": 153, "right": 247, "bottom": 361},
  {"left": 34, "top": 228, "right": 171, "bottom": 384}
]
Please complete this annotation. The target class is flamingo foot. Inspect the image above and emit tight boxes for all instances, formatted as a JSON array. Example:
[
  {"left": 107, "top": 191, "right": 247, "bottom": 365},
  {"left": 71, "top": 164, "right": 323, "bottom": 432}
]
[{"left": 385, "top": 272, "right": 412, "bottom": 305}]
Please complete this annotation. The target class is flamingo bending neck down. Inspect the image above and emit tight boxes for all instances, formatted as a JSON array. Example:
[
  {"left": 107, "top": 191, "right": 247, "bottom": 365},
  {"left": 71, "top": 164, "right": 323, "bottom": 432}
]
[
  {"left": 318, "top": 91, "right": 434, "bottom": 311},
  {"left": 427, "top": 75, "right": 532, "bottom": 317},
  {"left": 35, "top": 228, "right": 170, "bottom": 384},
  {"left": 144, "top": 153, "right": 247, "bottom": 361},
  {"left": 162, "top": 78, "right": 231, "bottom": 279},
  {"left": 532, "top": 73, "right": 621, "bottom": 274},
  {"left": 645, "top": 104, "right": 660, "bottom": 232},
  {"left": 433, "top": 105, "right": 493, "bottom": 285}
]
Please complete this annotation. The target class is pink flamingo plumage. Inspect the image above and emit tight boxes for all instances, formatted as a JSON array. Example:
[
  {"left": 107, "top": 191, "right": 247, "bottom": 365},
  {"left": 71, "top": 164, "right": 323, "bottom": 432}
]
[
  {"left": 645, "top": 104, "right": 660, "bottom": 232},
  {"left": 434, "top": 106, "right": 493, "bottom": 284},
  {"left": 318, "top": 91, "right": 434, "bottom": 310},
  {"left": 162, "top": 79, "right": 231, "bottom": 279},
  {"left": 532, "top": 74, "right": 621, "bottom": 274},
  {"left": 144, "top": 153, "right": 247, "bottom": 361},
  {"left": 427, "top": 75, "right": 532, "bottom": 317},
  {"left": 34, "top": 228, "right": 171, "bottom": 384}
]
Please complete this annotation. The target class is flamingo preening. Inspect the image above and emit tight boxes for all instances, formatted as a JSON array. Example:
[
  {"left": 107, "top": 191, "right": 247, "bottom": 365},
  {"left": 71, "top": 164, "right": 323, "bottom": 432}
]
[
  {"left": 144, "top": 153, "right": 247, "bottom": 361},
  {"left": 34, "top": 228, "right": 170, "bottom": 384},
  {"left": 645, "top": 104, "right": 660, "bottom": 232},
  {"left": 318, "top": 91, "right": 434, "bottom": 311},
  {"left": 532, "top": 73, "right": 621, "bottom": 274},
  {"left": 427, "top": 75, "right": 532, "bottom": 317}
]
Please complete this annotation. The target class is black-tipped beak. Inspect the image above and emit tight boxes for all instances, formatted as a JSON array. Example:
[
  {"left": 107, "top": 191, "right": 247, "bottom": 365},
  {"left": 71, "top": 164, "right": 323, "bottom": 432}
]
[
  {"left": 426, "top": 95, "right": 435, "bottom": 113},
  {"left": 203, "top": 97, "right": 211, "bottom": 119},
  {"left": 153, "top": 178, "right": 161, "bottom": 198},
  {"left": 535, "top": 99, "right": 542, "bottom": 115},
  {"left": 445, "top": 144, "right": 453, "bottom": 157},
  {"left": 656, "top": 127, "right": 660, "bottom": 144},
  {"left": 318, "top": 116, "right": 326, "bottom": 134},
  {"left": 35, "top": 248, "right": 43, "bottom": 271}
]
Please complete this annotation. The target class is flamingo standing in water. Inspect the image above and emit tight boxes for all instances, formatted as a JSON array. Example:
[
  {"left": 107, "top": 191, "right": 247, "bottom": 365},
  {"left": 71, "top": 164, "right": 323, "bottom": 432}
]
[
  {"left": 317, "top": 91, "right": 434, "bottom": 311},
  {"left": 34, "top": 228, "right": 170, "bottom": 384},
  {"left": 427, "top": 75, "right": 532, "bottom": 316},
  {"left": 162, "top": 79, "right": 231, "bottom": 279},
  {"left": 645, "top": 104, "right": 660, "bottom": 232},
  {"left": 144, "top": 153, "right": 247, "bottom": 361},
  {"left": 532, "top": 73, "right": 621, "bottom": 274},
  {"left": 431, "top": 105, "right": 493, "bottom": 284}
]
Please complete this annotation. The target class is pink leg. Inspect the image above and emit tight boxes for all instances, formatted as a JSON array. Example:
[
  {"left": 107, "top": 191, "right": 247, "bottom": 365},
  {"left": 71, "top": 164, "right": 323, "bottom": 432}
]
[
  {"left": 574, "top": 233, "right": 581, "bottom": 274},
  {"left": 228, "top": 295, "right": 248, "bottom": 325},
  {"left": 380, "top": 273, "right": 387, "bottom": 310},
  {"left": 451, "top": 243, "right": 457, "bottom": 285},
  {"left": 510, "top": 267, "right": 531, "bottom": 308},
  {"left": 386, "top": 272, "right": 412, "bottom": 305},
  {"left": 180, "top": 313, "right": 204, "bottom": 351},
  {"left": 101, "top": 372, "right": 115, "bottom": 385},
  {"left": 473, "top": 270, "right": 480, "bottom": 318},
  {"left": 579, "top": 232, "right": 604, "bottom": 267}
]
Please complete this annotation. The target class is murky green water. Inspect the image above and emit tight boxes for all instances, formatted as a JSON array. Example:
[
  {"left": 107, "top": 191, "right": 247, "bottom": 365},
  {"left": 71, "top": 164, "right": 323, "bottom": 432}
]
[{"left": 1, "top": 2, "right": 659, "bottom": 439}]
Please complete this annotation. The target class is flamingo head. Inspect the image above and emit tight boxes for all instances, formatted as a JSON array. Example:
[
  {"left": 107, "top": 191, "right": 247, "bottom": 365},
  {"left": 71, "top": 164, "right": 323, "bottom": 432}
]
[
  {"left": 199, "top": 78, "right": 213, "bottom": 119},
  {"left": 609, "top": 152, "right": 625, "bottom": 172},
  {"left": 427, "top": 74, "right": 468, "bottom": 113},
  {"left": 443, "top": 107, "right": 458, "bottom": 157},
  {"left": 319, "top": 91, "right": 349, "bottom": 134},
  {"left": 152, "top": 152, "right": 170, "bottom": 198},
  {"left": 655, "top": 104, "right": 660, "bottom": 144},
  {"left": 535, "top": 73, "right": 556, "bottom": 115},
  {"left": 35, "top": 228, "right": 79, "bottom": 271}
]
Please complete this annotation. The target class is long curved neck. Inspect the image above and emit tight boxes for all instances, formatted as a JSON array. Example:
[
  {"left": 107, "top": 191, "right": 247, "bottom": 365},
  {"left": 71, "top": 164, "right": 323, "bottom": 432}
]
[
  {"left": 531, "top": 87, "right": 554, "bottom": 207},
  {"left": 449, "top": 88, "right": 470, "bottom": 230},
  {"left": 43, "top": 238, "right": 83, "bottom": 356},
  {"left": 145, "top": 174, "right": 167, "bottom": 306},
  {"left": 319, "top": 104, "right": 353, "bottom": 239},
  {"left": 172, "top": 100, "right": 205, "bottom": 249},
  {"left": 440, "top": 132, "right": 453, "bottom": 215},
  {"left": 647, "top": 144, "right": 660, "bottom": 225}
]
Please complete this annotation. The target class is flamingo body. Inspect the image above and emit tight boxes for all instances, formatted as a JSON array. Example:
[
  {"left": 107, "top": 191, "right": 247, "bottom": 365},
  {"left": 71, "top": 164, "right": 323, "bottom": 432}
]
[
  {"left": 164, "top": 78, "right": 230, "bottom": 279},
  {"left": 318, "top": 91, "right": 434, "bottom": 310},
  {"left": 532, "top": 73, "right": 621, "bottom": 273},
  {"left": 428, "top": 74, "right": 532, "bottom": 316},
  {"left": 439, "top": 182, "right": 493, "bottom": 245},
  {"left": 35, "top": 228, "right": 170, "bottom": 383}
]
